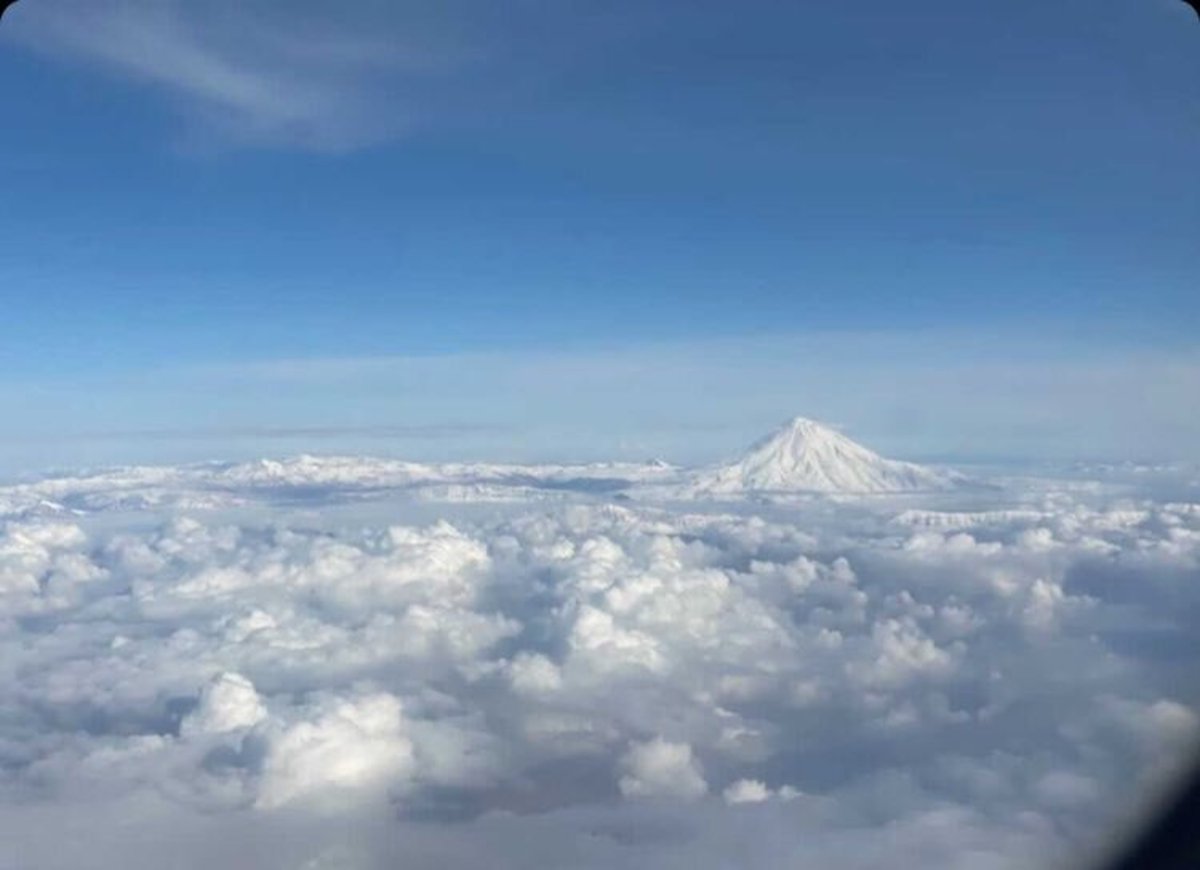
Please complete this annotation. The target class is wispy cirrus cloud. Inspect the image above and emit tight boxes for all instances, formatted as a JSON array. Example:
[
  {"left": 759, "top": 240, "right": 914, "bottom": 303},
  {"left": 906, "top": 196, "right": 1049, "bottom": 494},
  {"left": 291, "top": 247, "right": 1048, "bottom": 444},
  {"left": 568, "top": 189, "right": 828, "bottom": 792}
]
[{"left": 7, "top": 0, "right": 485, "bottom": 150}]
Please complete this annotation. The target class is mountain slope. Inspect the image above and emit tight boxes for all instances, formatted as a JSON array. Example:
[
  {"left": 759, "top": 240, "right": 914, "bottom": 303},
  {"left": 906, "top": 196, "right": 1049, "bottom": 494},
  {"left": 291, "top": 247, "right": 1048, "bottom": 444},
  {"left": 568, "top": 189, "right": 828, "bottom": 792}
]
[{"left": 691, "top": 417, "right": 959, "bottom": 494}]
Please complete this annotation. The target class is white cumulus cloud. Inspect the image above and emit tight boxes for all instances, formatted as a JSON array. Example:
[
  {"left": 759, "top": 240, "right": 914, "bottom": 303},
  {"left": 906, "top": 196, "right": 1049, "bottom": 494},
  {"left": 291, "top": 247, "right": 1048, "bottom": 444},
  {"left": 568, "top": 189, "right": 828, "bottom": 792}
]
[
  {"left": 0, "top": 457, "right": 1197, "bottom": 867},
  {"left": 619, "top": 738, "right": 708, "bottom": 801}
]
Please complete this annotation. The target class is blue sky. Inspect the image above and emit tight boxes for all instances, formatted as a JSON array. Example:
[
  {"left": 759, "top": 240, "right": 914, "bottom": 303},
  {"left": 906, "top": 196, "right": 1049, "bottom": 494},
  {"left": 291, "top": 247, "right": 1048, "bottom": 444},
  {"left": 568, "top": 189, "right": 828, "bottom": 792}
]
[{"left": 1, "top": 0, "right": 1198, "bottom": 472}]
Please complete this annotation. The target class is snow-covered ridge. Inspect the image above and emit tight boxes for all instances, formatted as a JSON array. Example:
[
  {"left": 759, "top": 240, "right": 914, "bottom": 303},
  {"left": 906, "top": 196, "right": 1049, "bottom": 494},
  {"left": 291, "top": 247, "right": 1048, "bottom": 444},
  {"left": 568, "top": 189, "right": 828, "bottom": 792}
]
[
  {"left": 691, "top": 417, "right": 962, "bottom": 495},
  {"left": 0, "top": 455, "right": 685, "bottom": 517}
]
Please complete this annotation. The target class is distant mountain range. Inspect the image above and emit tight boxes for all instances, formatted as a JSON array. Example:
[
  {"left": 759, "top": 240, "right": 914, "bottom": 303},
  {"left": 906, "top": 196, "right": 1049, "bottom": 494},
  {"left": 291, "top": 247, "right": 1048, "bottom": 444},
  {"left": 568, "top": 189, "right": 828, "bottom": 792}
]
[{"left": 0, "top": 417, "right": 967, "bottom": 519}]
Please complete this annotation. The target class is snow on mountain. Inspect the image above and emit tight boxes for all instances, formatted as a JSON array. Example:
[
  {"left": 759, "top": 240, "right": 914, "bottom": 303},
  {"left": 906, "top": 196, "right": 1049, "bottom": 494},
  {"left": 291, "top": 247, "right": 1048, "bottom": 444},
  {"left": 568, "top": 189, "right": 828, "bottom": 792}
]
[
  {"left": 690, "top": 417, "right": 961, "bottom": 495},
  {"left": 0, "top": 421, "right": 968, "bottom": 517}
]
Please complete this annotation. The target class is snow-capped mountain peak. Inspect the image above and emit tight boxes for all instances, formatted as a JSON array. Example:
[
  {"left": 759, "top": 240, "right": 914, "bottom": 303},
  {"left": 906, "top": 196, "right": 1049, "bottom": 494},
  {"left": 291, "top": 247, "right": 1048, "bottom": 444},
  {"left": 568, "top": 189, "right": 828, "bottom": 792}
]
[{"left": 692, "top": 417, "right": 958, "bottom": 494}]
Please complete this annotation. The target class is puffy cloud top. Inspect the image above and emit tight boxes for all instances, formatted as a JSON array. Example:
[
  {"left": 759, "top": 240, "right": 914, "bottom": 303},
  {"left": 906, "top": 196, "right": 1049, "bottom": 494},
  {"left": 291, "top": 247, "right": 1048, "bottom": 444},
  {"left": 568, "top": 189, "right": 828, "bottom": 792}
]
[
  {"left": 0, "top": 462, "right": 1197, "bottom": 868},
  {"left": 619, "top": 738, "right": 708, "bottom": 801}
]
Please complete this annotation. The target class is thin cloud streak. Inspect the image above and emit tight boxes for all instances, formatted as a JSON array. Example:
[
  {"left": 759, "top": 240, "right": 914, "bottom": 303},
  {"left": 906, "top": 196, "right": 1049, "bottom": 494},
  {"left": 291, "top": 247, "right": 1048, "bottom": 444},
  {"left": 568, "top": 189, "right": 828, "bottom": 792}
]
[
  {"left": 0, "top": 423, "right": 503, "bottom": 445},
  {"left": 9, "top": 1, "right": 481, "bottom": 150},
  {"left": 175, "top": 333, "right": 1200, "bottom": 463},
  {"left": 2, "top": 331, "right": 1198, "bottom": 470}
]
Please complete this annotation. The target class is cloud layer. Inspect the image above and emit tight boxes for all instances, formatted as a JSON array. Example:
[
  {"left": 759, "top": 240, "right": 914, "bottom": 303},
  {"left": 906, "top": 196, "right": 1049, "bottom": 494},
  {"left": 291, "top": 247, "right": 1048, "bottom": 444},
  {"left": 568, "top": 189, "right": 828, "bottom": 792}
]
[{"left": 1, "top": 460, "right": 1198, "bottom": 868}]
